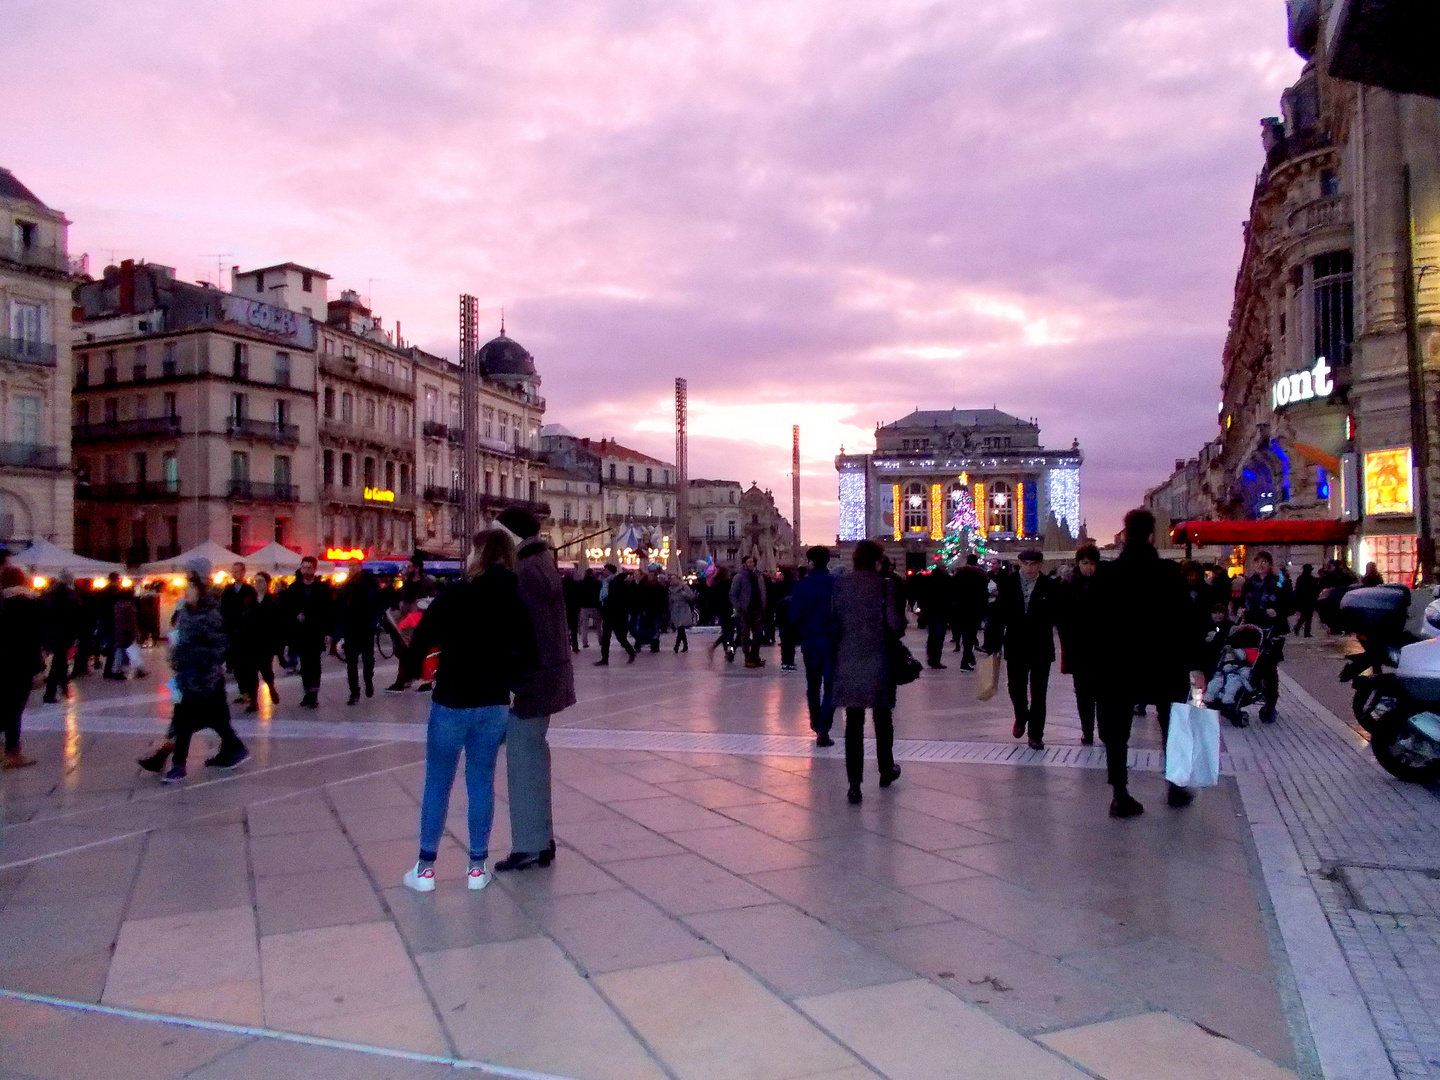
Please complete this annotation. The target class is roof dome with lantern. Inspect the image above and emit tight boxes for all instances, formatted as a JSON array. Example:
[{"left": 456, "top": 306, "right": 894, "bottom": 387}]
[{"left": 477, "top": 319, "right": 538, "bottom": 384}]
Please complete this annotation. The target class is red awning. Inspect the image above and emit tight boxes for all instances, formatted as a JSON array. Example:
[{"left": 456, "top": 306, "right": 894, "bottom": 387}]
[{"left": 1170, "top": 519, "right": 1355, "bottom": 546}]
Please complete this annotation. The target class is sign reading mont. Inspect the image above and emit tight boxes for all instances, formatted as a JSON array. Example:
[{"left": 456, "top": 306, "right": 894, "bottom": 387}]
[{"left": 1271, "top": 357, "right": 1335, "bottom": 411}]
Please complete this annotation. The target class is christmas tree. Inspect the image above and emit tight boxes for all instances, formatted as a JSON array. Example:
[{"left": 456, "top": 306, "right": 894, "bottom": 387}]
[{"left": 934, "top": 486, "right": 987, "bottom": 567}]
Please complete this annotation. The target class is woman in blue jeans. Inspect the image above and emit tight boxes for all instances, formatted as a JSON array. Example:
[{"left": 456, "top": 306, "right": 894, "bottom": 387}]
[{"left": 403, "top": 530, "right": 538, "bottom": 893}]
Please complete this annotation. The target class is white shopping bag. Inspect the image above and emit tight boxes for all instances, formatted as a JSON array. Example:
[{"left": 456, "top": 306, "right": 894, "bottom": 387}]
[{"left": 1166, "top": 702, "right": 1221, "bottom": 788}]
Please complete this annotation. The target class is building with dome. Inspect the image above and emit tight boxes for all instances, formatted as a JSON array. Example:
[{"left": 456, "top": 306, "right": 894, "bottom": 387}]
[
  {"left": 411, "top": 324, "right": 548, "bottom": 558},
  {"left": 836, "top": 408, "right": 1083, "bottom": 565}
]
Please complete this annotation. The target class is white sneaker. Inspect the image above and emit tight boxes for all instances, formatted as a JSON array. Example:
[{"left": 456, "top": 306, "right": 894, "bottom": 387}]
[
  {"left": 467, "top": 864, "right": 491, "bottom": 891},
  {"left": 403, "top": 862, "right": 436, "bottom": 892}
]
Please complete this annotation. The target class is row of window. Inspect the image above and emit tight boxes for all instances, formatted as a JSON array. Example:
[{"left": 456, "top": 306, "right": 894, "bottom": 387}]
[
  {"left": 322, "top": 510, "right": 412, "bottom": 552},
  {"left": 607, "top": 463, "right": 673, "bottom": 486},
  {"left": 899, "top": 480, "right": 1018, "bottom": 533},
  {"left": 421, "top": 386, "right": 535, "bottom": 447},
  {"left": 75, "top": 342, "right": 293, "bottom": 388},
  {"left": 322, "top": 386, "right": 411, "bottom": 436},
  {"left": 322, "top": 448, "right": 412, "bottom": 495},
  {"left": 321, "top": 336, "right": 410, "bottom": 384}
]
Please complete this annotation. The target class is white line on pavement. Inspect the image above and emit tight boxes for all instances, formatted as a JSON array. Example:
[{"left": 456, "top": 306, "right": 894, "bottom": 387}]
[{"left": 0, "top": 988, "right": 591, "bottom": 1080}]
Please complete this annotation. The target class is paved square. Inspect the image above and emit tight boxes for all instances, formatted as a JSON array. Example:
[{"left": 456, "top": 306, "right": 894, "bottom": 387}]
[{"left": 3, "top": 628, "right": 1426, "bottom": 1078}]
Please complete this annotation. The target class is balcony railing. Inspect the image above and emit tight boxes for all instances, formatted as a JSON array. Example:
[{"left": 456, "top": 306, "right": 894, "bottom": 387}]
[
  {"left": 0, "top": 442, "right": 62, "bottom": 469},
  {"left": 73, "top": 417, "right": 183, "bottom": 442},
  {"left": 606, "top": 512, "right": 676, "bottom": 525},
  {"left": 1287, "top": 194, "right": 1351, "bottom": 236},
  {"left": 319, "top": 353, "right": 415, "bottom": 395},
  {"left": 227, "top": 479, "right": 299, "bottom": 502},
  {"left": 0, "top": 235, "right": 86, "bottom": 275},
  {"left": 420, "top": 487, "right": 549, "bottom": 516},
  {"left": 0, "top": 338, "right": 57, "bottom": 367},
  {"left": 78, "top": 480, "right": 182, "bottom": 501},
  {"left": 321, "top": 417, "right": 412, "bottom": 449},
  {"left": 422, "top": 420, "right": 450, "bottom": 441},
  {"left": 1266, "top": 128, "right": 1332, "bottom": 172},
  {"left": 228, "top": 417, "right": 300, "bottom": 444}
]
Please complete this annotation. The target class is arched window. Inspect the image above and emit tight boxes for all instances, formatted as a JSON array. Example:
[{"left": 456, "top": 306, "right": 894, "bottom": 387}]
[
  {"left": 989, "top": 480, "right": 1014, "bottom": 534},
  {"left": 903, "top": 482, "right": 928, "bottom": 531}
]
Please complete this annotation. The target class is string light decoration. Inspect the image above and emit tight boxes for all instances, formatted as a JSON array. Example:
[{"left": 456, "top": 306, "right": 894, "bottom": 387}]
[
  {"left": 892, "top": 484, "right": 902, "bottom": 541},
  {"left": 929, "top": 483, "right": 944, "bottom": 540},
  {"left": 838, "top": 468, "right": 867, "bottom": 541},
  {"left": 1046, "top": 467, "right": 1081, "bottom": 539},
  {"left": 933, "top": 483, "right": 988, "bottom": 566},
  {"left": 974, "top": 481, "right": 987, "bottom": 538},
  {"left": 1015, "top": 482, "right": 1026, "bottom": 540}
]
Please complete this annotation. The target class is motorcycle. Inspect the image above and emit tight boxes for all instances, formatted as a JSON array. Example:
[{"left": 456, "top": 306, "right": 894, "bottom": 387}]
[{"left": 1338, "top": 585, "right": 1440, "bottom": 784}]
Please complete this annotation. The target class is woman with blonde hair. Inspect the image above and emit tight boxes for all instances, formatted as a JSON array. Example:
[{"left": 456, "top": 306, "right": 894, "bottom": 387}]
[{"left": 403, "top": 529, "right": 538, "bottom": 893}]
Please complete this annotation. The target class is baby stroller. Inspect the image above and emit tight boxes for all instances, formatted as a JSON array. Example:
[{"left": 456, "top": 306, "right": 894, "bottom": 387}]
[{"left": 1206, "top": 624, "right": 1262, "bottom": 727}]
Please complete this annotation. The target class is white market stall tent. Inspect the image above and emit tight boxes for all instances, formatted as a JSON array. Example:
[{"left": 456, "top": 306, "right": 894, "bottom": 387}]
[
  {"left": 138, "top": 539, "right": 241, "bottom": 577},
  {"left": 241, "top": 541, "right": 306, "bottom": 577},
  {"left": 10, "top": 539, "right": 124, "bottom": 579}
]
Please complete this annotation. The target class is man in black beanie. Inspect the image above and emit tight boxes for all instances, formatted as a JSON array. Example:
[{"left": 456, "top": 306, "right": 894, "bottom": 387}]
[{"left": 494, "top": 508, "right": 576, "bottom": 870}]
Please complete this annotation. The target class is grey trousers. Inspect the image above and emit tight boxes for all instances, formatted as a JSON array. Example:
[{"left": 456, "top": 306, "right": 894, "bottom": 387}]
[{"left": 505, "top": 713, "right": 554, "bottom": 853}]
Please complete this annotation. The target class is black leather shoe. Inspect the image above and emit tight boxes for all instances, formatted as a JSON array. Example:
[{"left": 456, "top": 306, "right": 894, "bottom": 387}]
[
  {"left": 138, "top": 745, "right": 172, "bottom": 773},
  {"left": 347, "top": 694, "right": 360, "bottom": 706},
  {"left": 1109, "top": 792, "right": 1145, "bottom": 818},
  {"left": 847, "top": 785, "right": 862, "bottom": 804},
  {"left": 1028, "top": 738, "right": 1045, "bottom": 751},
  {"left": 816, "top": 734, "right": 834, "bottom": 747},
  {"left": 879, "top": 766, "right": 901, "bottom": 788},
  {"left": 494, "top": 848, "right": 554, "bottom": 872},
  {"left": 1167, "top": 784, "right": 1194, "bottom": 808}
]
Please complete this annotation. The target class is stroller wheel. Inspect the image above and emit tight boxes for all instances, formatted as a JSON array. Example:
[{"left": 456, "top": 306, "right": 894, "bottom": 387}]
[
  {"left": 1229, "top": 707, "right": 1249, "bottom": 728},
  {"left": 1259, "top": 705, "right": 1276, "bottom": 724}
]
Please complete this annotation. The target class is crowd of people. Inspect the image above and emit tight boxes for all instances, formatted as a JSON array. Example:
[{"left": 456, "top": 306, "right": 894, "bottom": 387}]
[{"left": 0, "top": 505, "right": 1373, "bottom": 891}]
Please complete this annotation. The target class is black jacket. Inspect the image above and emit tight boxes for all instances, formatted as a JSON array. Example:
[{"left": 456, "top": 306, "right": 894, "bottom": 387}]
[
  {"left": 221, "top": 582, "right": 257, "bottom": 639},
  {"left": 1095, "top": 543, "right": 1201, "bottom": 703},
  {"left": 0, "top": 585, "right": 45, "bottom": 677},
  {"left": 984, "top": 573, "right": 1060, "bottom": 663},
  {"left": 235, "top": 592, "right": 284, "bottom": 661},
  {"left": 407, "top": 567, "right": 538, "bottom": 709},
  {"left": 339, "top": 570, "right": 384, "bottom": 636},
  {"left": 44, "top": 582, "right": 81, "bottom": 647},
  {"left": 1058, "top": 570, "right": 1103, "bottom": 669},
  {"left": 281, "top": 577, "right": 334, "bottom": 648},
  {"left": 950, "top": 564, "right": 990, "bottom": 626}
]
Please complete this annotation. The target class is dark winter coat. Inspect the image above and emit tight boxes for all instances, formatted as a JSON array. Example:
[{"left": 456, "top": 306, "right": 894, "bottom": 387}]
[
  {"left": 984, "top": 573, "right": 1060, "bottom": 664},
  {"left": 235, "top": 592, "right": 283, "bottom": 665},
  {"left": 171, "top": 598, "right": 229, "bottom": 697},
  {"left": 788, "top": 567, "right": 837, "bottom": 653},
  {"left": 281, "top": 577, "right": 334, "bottom": 649},
  {"left": 44, "top": 582, "right": 81, "bottom": 648},
  {"left": 1095, "top": 543, "right": 1201, "bottom": 705},
  {"left": 1059, "top": 570, "right": 1103, "bottom": 670},
  {"left": 339, "top": 569, "right": 384, "bottom": 637},
  {"left": 0, "top": 585, "right": 45, "bottom": 678},
  {"left": 511, "top": 538, "right": 577, "bottom": 719},
  {"left": 1242, "top": 572, "right": 1292, "bottom": 630},
  {"left": 407, "top": 566, "right": 538, "bottom": 709},
  {"left": 220, "top": 582, "right": 257, "bottom": 640},
  {"left": 950, "top": 564, "right": 990, "bottom": 629},
  {"left": 831, "top": 569, "right": 907, "bottom": 709},
  {"left": 112, "top": 592, "right": 139, "bottom": 650},
  {"left": 730, "top": 567, "right": 767, "bottom": 618},
  {"left": 668, "top": 581, "right": 697, "bottom": 629}
]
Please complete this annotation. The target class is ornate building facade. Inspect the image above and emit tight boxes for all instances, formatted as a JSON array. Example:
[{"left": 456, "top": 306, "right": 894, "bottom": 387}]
[
  {"left": 836, "top": 409, "right": 1082, "bottom": 559},
  {"left": 1188, "top": 3, "right": 1440, "bottom": 582},
  {"left": 0, "top": 169, "right": 79, "bottom": 548}
]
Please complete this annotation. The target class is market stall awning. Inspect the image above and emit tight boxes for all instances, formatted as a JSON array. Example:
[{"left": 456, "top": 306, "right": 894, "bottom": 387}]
[
  {"left": 139, "top": 539, "right": 240, "bottom": 576},
  {"left": 244, "top": 541, "right": 305, "bottom": 576},
  {"left": 11, "top": 539, "right": 124, "bottom": 578},
  {"left": 1170, "top": 519, "right": 1356, "bottom": 546}
]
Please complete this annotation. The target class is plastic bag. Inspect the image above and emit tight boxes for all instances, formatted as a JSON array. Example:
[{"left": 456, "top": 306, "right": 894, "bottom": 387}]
[
  {"left": 976, "top": 653, "right": 1002, "bottom": 702},
  {"left": 1166, "top": 702, "right": 1221, "bottom": 788}
]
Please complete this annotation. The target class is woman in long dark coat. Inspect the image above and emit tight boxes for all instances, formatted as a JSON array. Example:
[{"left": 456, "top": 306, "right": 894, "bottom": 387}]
[{"left": 831, "top": 540, "right": 907, "bottom": 804}]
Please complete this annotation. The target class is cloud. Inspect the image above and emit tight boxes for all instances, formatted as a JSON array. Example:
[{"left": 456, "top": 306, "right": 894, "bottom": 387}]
[{"left": 1, "top": 0, "right": 1302, "bottom": 541}]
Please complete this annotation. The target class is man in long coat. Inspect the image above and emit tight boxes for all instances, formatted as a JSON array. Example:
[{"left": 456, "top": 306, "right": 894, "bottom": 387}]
[{"left": 494, "top": 509, "right": 577, "bottom": 871}]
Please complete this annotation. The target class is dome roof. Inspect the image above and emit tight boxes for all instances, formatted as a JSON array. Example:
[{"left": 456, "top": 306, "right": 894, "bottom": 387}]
[{"left": 477, "top": 333, "right": 536, "bottom": 380}]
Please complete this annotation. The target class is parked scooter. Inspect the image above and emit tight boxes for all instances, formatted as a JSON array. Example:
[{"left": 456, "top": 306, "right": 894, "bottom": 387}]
[{"left": 1338, "top": 586, "right": 1440, "bottom": 783}]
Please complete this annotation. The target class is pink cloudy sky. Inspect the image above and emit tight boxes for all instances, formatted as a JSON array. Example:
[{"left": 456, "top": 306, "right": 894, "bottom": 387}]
[{"left": 5, "top": 0, "right": 1303, "bottom": 543}]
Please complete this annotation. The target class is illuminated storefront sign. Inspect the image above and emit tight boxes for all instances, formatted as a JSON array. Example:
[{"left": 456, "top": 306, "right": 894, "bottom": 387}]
[
  {"left": 929, "top": 484, "right": 944, "bottom": 541},
  {"left": 325, "top": 547, "right": 366, "bottom": 561},
  {"left": 363, "top": 486, "right": 395, "bottom": 503},
  {"left": 1364, "top": 447, "right": 1414, "bottom": 516},
  {"left": 1271, "top": 357, "right": 1335, "bottom": 411}
]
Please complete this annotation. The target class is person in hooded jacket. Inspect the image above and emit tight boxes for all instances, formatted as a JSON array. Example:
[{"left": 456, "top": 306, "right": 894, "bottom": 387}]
[
  {"left": 402, "top": 530, "right": 538, "bottom": 893},
  {"left": 164, "top": 571, "right": 249, "bottom": 782},
  {"left": 1094, "top": 509, "right": 1206, "bottom": 818},
  {"left": 493, "top": 509, "right": 577, "bottom": 872},
  {"left": 0, "top": 565, "right": 43, "bottom": 768}
]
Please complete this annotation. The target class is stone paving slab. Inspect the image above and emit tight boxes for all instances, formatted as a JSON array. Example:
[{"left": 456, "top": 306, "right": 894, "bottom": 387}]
[{"left": 0, "top": 634, "right": 1313, "bottom": 1080}]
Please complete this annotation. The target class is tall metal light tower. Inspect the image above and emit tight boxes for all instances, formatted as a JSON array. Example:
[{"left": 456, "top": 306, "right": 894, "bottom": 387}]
[
  {"left": 674, "top": 378, "right": 688, "bottom": 571},
  {"left": 792, "top": 425, "right": 801, "bottom": 550},
  {"left": 459, "top": 295, "right": 480, "bottom": 545}
]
